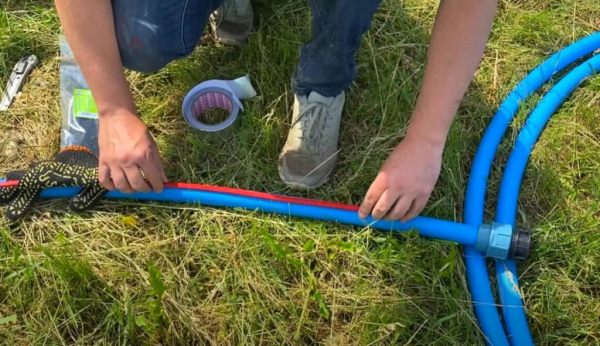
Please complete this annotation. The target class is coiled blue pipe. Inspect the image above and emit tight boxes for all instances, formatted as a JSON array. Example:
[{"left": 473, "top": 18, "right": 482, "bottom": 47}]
[
  {"left": 495, "top": 53, "right": 600, "bottom": 346},
  {"left": 29, "top": 185, "right": 480, "bottom": 245},
  {"left": 465, "top": 32, "right": 600, "bottom": 346}
]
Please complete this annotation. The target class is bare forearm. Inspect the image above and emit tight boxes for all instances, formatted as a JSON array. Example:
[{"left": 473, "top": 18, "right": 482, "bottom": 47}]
[
  {"left": 54, "top": 0, "right": 135, "bottom": 117},
  {"left": 407, "top": 0, "right": 497, "bottom": 146}
]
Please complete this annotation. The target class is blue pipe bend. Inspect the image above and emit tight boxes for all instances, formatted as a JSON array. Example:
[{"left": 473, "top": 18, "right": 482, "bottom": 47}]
[
  {"left": 465, "top": 31, "right": 600, "bottom": 346},
  {"left": 495, "top": 53, "right": 600, "bottom": 346}
]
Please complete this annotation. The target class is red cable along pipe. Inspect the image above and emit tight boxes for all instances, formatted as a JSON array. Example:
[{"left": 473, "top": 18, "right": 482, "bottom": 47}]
[{"left": 0, "top": 180, "right": 360, "bottom": 212}]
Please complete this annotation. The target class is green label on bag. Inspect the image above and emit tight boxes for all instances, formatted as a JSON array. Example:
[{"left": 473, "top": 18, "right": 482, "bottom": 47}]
[{"left": 73, "top": 89, "right": 99, "bottom": 119}]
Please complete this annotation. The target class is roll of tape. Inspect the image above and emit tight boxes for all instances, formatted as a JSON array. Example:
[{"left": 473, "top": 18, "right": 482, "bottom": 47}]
[{"left": 182, "top": 75, "right": 257, "bottom": 141}]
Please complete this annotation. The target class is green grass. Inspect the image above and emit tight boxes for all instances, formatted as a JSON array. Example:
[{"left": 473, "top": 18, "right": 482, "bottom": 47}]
[{"left": 1, "top": 0, "right": 599, "bottom": 344}]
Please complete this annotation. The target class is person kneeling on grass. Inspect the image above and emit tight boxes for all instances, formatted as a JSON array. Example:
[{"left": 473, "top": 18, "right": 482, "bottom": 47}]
[{"left": 51, "top": 0, "right": 498, "bottom": 222}]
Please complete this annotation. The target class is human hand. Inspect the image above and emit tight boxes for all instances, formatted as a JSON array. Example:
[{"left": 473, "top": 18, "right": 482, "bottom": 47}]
[
  {"left": 358, "top": 133, "right": 443, "bottom": 222},
  {"left": 98, "top": 110, "right": 167, "bottom": 193}
]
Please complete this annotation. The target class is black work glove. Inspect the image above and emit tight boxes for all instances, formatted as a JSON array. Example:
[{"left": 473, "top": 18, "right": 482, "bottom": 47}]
[{"left": 0, "top": 146, "right": 107, "bottom": 221}]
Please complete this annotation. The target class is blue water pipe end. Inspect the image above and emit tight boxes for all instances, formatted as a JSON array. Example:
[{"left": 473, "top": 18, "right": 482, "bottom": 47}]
[{"left": 475, "top": 222, "right": 530, "bottom": 261}]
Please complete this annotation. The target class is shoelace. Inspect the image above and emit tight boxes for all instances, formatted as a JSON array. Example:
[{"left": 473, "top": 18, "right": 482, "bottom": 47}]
[{"left": 293, "top": 102, "right": 331, "bottom": 154}]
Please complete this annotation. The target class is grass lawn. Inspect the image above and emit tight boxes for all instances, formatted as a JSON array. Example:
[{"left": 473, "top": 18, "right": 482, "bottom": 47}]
[{"left": 1, "top": 0, "right": 600, "bottom": 344}]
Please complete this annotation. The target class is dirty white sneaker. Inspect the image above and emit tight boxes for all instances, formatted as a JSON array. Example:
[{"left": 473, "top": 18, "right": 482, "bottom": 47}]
[
  {"left": 210, "top": 0, "right": 253, "bottom": 46},
  {"left": 278, "top": 91, "right": 345, "bottom": 189}
]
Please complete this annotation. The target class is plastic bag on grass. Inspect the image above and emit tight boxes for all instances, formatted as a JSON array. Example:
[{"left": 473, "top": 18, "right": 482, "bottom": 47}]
[{"left": 59, "top": 35, "right": 99, "bottom": 155}]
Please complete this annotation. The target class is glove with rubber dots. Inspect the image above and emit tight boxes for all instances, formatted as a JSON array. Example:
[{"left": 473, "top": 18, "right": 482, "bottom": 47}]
[{"left": 0, "top": 146, "right": 107, "bottom": 221}]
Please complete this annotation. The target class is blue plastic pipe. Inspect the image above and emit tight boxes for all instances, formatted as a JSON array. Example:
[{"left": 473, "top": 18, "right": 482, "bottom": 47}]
[
  {"left": 29, "top": 185, "right": 480, "bottom": 245},
  {"left": 497, "top": 54, "right": 600, "bottom": 226},
  {"left": 495, "top": 53, "right": 600, "bottom": 346},
  {"left": 465, "top": 31, "right": 600, "bottom": 346}
]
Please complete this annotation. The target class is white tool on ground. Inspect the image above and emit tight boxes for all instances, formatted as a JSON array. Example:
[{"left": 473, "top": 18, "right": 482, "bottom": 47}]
[{"left": 0, "top": 55, "right": 39, "bottom": 111}]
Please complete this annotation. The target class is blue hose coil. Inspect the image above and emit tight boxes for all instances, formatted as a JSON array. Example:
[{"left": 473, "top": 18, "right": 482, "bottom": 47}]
[
  {"left": 464, "top": 31, "right": 600, "bottom": 346},
  {"left": 494, "top": 53, "right": 600, "bottom": 346}
]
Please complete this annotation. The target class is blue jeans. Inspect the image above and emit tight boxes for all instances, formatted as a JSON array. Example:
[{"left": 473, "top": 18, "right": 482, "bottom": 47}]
[{"left": 112, "top": 0, "right": 381, "bottom": 97}]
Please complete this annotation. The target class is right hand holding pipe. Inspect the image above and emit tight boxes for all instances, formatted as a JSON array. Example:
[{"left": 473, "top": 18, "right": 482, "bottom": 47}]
[{"left": 359, "top": 133, "right": 443, "bottom": 222}]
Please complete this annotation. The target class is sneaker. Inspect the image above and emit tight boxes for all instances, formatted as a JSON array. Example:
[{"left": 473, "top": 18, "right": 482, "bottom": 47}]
[
  {"left": 210, "top": 0, "right": 253, "bottom": 46},
  {"left": 278, "top": 91, "right": 346, "bottom": 189}
]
